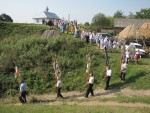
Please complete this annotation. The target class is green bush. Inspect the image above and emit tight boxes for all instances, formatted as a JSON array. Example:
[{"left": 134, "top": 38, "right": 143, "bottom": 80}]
[{"left": 0, "top": 22, "right": 150, "bottom": 96}]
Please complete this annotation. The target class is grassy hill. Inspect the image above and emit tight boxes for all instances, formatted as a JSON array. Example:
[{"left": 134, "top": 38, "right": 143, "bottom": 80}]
[{"left": 0, "top": 22, "right": 150, "bottom": 96}]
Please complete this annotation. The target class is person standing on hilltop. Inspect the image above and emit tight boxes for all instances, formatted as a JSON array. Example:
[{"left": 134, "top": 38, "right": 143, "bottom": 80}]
[
  {"left": 18, "top": 80, "right": 27, "bottom": 103},
  {"left": 105, "top": 66, "right": 112, "bottom": 90},
  {"left": 135, "top": 49, "right": 140, "bottom": 64},
  {"left": 85, "top": 72, "right": 94, "bottom": 98}
]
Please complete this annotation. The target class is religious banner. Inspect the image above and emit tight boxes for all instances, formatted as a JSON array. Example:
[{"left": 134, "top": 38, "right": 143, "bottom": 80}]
[
  {"left": 86, "top": 53, "right": 90, "bottom": 73},
  {"left": 53, "top": 60, "right": 61, "bottom": 79},
  {"left": 121, "top": 39, "right": 126, "bottom": 61},
  {"left": 14, "top": 66, "right": 20, "bottom": 78}
]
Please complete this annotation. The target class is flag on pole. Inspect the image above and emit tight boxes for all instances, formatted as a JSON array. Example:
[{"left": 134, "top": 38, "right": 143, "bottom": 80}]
[
  {"left": 121, "top": 39, "right": 126, "bottom": 61},
  {"left": 86, "top": 53, "right": 90, "bottom": 73},
  {"left": 14, "top": 66, "right": 20, "bottom": 78}
]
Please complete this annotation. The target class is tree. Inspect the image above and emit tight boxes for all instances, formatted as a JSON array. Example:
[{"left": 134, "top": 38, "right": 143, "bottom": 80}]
[
  {"left": 107, "top": 16, "right": 114, "bottom": 27},
  {"left": 84, "top": 22, "right": 90, "bottom": 26},
  {"left": 0, "top": 13, "right": 13, "bottom": 22},
  {"left": 127, "top": 12, "right": 135, "bottom": 19},
  {"left": 0, "top": 15, "right": 4, "bottom": 21},
  {"left": 114, "top": 10, "right": 125, "bottom": 18},
  {"left": 92, "top": 13, "right": 110, "bottom": 31},
  {"left": 135, "top": 8, "right": 150, "bottom": 19}
]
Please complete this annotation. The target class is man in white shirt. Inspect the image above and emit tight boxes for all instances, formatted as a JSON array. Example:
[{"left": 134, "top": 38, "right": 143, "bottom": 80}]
[
  {"left": 125, "top": 50, "right": 130, "bottom": 64},
  {"left": 120, "top": 60, "right": 127, "bottom": 81},
  {"left": 105, "top": 66, "right": 112, "bottom": 90},
  {"left": 85, "top": 72, "right": 94, "bottom": 98},
  {"left": 18, "top": 80, "right": 27, "bottom": 103},
  {"left": 56, "top": 77, "right": 64, "bottom": 98}
]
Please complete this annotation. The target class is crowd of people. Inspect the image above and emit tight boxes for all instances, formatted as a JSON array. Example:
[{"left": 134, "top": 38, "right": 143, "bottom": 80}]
[{"left": 15, "top": 19, "right": 143, "bottom": 103}]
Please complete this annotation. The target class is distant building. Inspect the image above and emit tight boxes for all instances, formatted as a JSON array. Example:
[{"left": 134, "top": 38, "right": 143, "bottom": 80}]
[
  {"left": 113, "top": 18, "right": 150, "bottom": 35},
  {"left": 102, "top": 18, "right": 150, "bottom": 36},
  {"left": 33, "top": 7, "right": 60, "bottom": 24},
  {"left": 114, "top": 18, "right": 150, "bottom": 28}
]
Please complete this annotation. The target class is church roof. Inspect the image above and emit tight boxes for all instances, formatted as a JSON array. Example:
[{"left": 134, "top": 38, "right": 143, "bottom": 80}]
[{"left": 33, "top": 7, "right": 60, "bottom": 20}]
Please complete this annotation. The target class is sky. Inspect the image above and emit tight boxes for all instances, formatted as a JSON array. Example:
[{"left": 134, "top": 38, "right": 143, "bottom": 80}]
[{"left": 0, "top": 0, "right": 150, "bottom": 24}]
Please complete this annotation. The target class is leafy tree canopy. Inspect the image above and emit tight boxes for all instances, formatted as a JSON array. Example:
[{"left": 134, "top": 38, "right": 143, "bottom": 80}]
[
  {"left": 114, "top": 10, "right": 125, "bottom": 18},
  {"left": 84, "top": 22, "right": 90, "bottom": 26},
  {"left": 92, "top": 13, "right": 110, "bottom": 30},
  {"left": 127, "top": 12, "right": 135, "bottom": 19},
  {"left": 135, "top": 8, "right": 150, "bottom": 19},
  {"left": 0, "top": 13, "right": 13, "bottom": 22}
]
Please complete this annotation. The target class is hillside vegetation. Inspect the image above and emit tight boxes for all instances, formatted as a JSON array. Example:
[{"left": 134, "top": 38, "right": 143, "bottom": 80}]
[{"left": 0, "top": 22, "right": 150, "bottom": 96}]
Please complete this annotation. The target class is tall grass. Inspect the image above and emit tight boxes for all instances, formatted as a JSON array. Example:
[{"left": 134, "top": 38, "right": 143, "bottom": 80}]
[{"left": 0, "top": 22, "right": 150, "bottom": 96}]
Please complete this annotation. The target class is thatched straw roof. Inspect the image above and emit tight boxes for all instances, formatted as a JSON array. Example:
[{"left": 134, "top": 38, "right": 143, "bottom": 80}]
[
  {"left": 118, "top": 24, "right": 139, "bottom": 40},
  {"left": 139, "top": 23, "right": 150, "bottom": 39}
]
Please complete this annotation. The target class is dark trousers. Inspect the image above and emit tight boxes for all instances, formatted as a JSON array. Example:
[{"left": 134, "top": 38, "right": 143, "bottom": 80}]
[
  {"left": 120, "top": 72, "right": 126, "bottom": 81},
  {"left": 105, "top": 76, "right": 111, "bottom": 90},
  {"left": 126, "top": 58, "right": 129, "bottom": 64},
  {"left": 57, "top": 87, "right": 63, "bottom": 98},
  {"left": 85, "top": 36, "right": 89, "bottom": 44},
  {"left": 85, "top": 83, "right": 94, "bottom": 97},
  {"left": 19, "top": 91, "right": 27, "bottom": 103}
]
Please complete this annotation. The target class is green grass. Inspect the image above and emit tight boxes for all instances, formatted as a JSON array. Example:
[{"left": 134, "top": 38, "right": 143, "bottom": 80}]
[
  {"left": 0, "top": 104, "right": 150, "bottom": 113},
  {"left": 0, "top": 22, "right": 150, "bottom": 96},
  {"left": 96, "top": 95, "right": 150, "bottom": 104}
]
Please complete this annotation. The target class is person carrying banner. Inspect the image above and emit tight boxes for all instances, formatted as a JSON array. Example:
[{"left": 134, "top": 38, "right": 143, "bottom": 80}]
[
  {"left": 135, "top": 49, "right": 140, "bottom": 64},
  {"left": 105, "top": 66, "right": 112, "bottom": 90},
  {"left": 18, "top": 80, "right": 27, "bottom": 103},
  {"left": 85, "top": 72, "right": 94, "bottom": 98},
  {"left": 120, "top": 60, "right": 127, "bottom": 81},
  {"left": 56, "top": 77, "right": 64, "bottom": 98}
]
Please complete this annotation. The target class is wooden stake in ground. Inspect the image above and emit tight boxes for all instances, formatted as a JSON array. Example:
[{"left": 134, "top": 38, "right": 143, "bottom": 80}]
[
  {"left": 53, "top": 57, "right": 61, "bottom": 92},
  {"left": 121, "top": 39, "right": 126, "bottom": 61},
  {"left": 104, "top": 46, "right": 109, "bottom": 78},
  {"left": 86, "top": 52, "right": 91, "bottom": 84}
]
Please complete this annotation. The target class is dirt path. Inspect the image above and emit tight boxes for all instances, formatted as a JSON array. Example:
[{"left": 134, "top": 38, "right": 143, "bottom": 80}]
[
  {"left": 20, "top": 88, "right": 150, "bottom": 108},
  {"left": 29, "top": 88, "right": 150, "bottom": 100},
  {"left": 46, "top": 101, "right": 150, "bottom": 108}
]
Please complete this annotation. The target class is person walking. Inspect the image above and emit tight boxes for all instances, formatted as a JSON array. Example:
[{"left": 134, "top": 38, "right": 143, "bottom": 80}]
[
  {"left": 84, "top": 30, "right": 89, "bottom": 44},
  {"left": 56, "top": 77, "right": 64, "bottom": 98},
  {"left": 125, "top": 50, "right": 130, "bottom": 64},
  {"left": 85, "top": 72, "right": 94, "bottom": 98},
  {"left": 105, "top": 66, "right": 112, "bottom": 90},
  {"left": 120, "top": 60, "right": 127, "bottom": 81},
  {"left": 18, "top": 80, "right": 27, "bottom": 103},
  {"left": 135, "top": 49, "right": 140, "bottom": 64}
]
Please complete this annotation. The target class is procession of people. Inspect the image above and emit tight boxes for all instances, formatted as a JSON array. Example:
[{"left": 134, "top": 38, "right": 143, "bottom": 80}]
[{"left": 14, "top": 19, "right": 144, "bottom": 103}]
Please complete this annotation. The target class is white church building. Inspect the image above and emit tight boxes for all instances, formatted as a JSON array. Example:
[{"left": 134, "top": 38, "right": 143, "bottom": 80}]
[{"left": 33, "top": 7, "right": 60, "bottom": 24}]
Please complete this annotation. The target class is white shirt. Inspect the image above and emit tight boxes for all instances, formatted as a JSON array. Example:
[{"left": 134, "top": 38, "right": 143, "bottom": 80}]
[
  {"left": 136, "top": 51, "right": 140, "bottom": 55},
  {"left": 126, "top": 51, "right": 130, "bottom": 58},
  {"left": 121, "top": 63, "right": 127, "bottom": 73},
  {"left": 107, "top": 69, "right": 112, "bottom": 77},
  {"left": 57, "top": 80, "right": 62, "bottom": 88},
  {"left": 89, "top": 76, "right": 94, "bottom": 84},
  {"left": 20, "top": 83, "right": 26, "bottom": 91}
]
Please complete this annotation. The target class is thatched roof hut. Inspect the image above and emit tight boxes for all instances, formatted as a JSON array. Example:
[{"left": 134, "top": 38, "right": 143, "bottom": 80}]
[
  {"left": 118, "top": 24, "right": 139, "bottom": 40},
  {"left": 139, "top": 23, "right": 150, "bottom": 39}
]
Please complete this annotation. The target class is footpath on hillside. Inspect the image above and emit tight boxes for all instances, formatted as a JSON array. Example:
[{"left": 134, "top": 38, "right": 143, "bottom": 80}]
[{"left": 11, "top": 88, "right": 150, "bottom": 108}]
